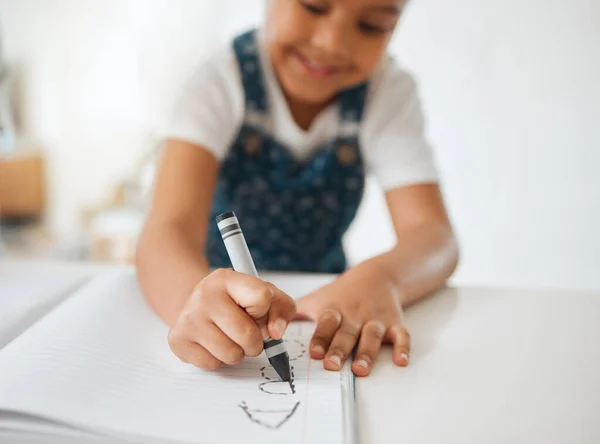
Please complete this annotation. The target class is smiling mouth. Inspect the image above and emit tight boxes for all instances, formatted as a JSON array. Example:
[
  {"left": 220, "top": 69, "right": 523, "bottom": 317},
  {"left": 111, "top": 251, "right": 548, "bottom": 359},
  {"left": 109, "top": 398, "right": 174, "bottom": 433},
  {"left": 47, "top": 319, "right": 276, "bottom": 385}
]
[{"left": 291, "top": 49, "right": 346, "bottom": 78}]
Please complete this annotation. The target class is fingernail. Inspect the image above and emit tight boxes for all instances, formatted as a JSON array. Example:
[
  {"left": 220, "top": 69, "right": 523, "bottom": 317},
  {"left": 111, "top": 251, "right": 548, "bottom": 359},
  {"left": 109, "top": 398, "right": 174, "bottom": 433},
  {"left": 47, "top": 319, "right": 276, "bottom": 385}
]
[
  {"left": 329, "top": 354, "right": 341, "bottom": 367},
  {"left": 400, "top": 353, "right": 409, "bottom": 363},
  {"left": 260, "top": 325, "right": 270, "bottom": 341},
  {"left": 274, "top": 319, "right": 287, "bottom": 337},
  {"left": 311, "top": 344, "right": 325, "bottom": 355},
  {"left": 355, "top": 359, "right": 369, "bottom": 369}
]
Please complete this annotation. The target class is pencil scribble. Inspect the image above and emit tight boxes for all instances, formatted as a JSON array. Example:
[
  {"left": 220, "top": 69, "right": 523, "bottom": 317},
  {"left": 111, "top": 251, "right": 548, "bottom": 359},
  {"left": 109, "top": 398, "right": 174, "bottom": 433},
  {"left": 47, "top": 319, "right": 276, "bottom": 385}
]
[
  {"left": 259, "top": 365, "right": 296, "bottom": 394},
  {"left": 239, "top": 401, "right": 301, "bottom": 429},
  {"left": 286, "top": 339, "right": 306, "bottom": 362},
  {"left": 238, "top": 323, "right": 309, "bottom": 428}
]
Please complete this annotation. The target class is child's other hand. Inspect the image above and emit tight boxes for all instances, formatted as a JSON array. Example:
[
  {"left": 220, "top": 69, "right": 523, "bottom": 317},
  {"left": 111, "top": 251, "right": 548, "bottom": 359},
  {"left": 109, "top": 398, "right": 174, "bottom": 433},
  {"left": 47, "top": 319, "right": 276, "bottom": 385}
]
[
  {"left": 295, "top": 260, "right": 410, "bottom": 377},
  {"left": 168, "top": 269, "right": 296, "bottom": 370}
]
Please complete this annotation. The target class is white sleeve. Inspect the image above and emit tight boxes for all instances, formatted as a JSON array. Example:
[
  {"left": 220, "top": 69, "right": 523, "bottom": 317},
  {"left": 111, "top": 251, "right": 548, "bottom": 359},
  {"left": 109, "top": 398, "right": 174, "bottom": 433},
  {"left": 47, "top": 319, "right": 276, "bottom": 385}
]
[
  {"left": 361, "top": 62, "right": 439, "bottom": 191},
  {"left": 165, "top": 46, "right": 244, "bottom": 161}
]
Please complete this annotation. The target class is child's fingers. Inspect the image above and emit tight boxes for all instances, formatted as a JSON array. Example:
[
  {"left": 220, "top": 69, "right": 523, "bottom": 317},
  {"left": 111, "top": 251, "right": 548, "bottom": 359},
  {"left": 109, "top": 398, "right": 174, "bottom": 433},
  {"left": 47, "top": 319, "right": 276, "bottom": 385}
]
[
  {"left": 386, "top": 324, "right": 411, "bottom": 367},
  {"left": 212, "top": 297, "right": 264, "bottom": 357},
  {"left": 199, "top": 269, "right": 271, "bottom": 319},
  {"left": 196, "top": 322, "right": 246, "bottom": 366},
  {"left": 310, "top": 309, "right": 342, "bottom": 359},
  {"left": 351, "top": 320, "right": 386, "bottom": 377},
  {"left": 267, "top": 287, "right": 297, "bottom": 339},
  {"left": 208, "top": 269, "right": 295, "bottom": 322},
  {"left": 323, "top": 319, "right": 361, "bottom": 371},
  {"left": 168, "top": 337, "right": 222, "bottom": 370}
]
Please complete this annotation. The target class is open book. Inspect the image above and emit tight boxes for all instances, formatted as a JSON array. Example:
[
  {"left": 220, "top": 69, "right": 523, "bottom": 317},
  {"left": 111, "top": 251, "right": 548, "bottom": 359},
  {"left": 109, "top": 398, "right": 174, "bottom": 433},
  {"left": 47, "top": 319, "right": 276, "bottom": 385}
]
[
  {"left": 0, "top": 260, "right": 95, "bottom": 348},
  {"left": 0, "top": 268, "right": 356, "bottom": 444}
]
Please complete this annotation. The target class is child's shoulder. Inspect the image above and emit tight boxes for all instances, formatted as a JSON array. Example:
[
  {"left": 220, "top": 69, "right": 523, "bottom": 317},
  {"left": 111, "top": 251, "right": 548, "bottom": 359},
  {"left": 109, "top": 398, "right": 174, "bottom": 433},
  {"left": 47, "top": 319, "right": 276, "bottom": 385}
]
[
  {"left": 360, "top": 56, "right": 438, "bottom": 191},
  {"left": 361, "top": 55, "right": 425, "bottom": 138},
  {"left": 177, "top": 38, "right": 245, "bottom": 115},
  {"left": 187, "top": 29, "right": 265, "bottom": 82},
  {"left": 167, "top": 39, "right": 246, "bottom": 157},
  {"left": 368, "top": 55, "right": 420, "bottom": 105},
  {"left": 186, "top": 40, "right": 239, "bottom": 84}
]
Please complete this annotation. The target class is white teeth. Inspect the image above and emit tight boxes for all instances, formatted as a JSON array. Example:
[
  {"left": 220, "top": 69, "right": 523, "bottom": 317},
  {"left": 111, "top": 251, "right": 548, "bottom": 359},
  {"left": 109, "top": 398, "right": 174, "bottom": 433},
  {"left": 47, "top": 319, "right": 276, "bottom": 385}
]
[
  {"left": 306, "top": 58, "right": 328, "bottom": 71},
  {"left": 296, "top": 50, "right": 334, "bottom": 73}
]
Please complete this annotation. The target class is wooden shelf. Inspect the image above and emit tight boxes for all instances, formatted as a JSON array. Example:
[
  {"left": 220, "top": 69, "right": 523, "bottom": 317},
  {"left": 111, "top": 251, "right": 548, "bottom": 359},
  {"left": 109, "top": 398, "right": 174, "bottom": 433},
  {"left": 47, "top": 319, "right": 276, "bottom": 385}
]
[{"left": 0, "top": 152, "right": 45, "bottom": 218}]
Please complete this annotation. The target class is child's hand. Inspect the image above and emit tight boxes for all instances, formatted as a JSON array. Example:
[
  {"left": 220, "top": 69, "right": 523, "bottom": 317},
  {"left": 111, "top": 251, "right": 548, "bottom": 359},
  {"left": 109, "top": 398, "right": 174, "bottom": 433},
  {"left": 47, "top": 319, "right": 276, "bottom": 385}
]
[
  {"left": 168, "top": 269, "right": 296, "bottom": 370},
  {"left": 295, "top": 260, "right": 410, "bottom": 377}
]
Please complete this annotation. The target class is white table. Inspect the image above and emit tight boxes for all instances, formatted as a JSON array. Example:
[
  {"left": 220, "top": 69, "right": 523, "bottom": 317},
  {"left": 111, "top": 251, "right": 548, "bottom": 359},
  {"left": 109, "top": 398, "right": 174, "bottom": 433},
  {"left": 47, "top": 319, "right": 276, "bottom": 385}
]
[
  {"left": 1, "top": 260, "right": 599, "bottom": 443},
  {"left": 360, "top": 286, "right": 600, "bottom": 444}
]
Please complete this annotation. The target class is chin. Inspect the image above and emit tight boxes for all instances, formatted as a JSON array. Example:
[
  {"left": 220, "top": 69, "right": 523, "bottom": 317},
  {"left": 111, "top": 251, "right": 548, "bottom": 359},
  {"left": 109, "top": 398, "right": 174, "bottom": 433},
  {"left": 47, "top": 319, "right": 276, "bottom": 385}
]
[{"left": 283, "top": 80, "right": 338, "bottom": 105}]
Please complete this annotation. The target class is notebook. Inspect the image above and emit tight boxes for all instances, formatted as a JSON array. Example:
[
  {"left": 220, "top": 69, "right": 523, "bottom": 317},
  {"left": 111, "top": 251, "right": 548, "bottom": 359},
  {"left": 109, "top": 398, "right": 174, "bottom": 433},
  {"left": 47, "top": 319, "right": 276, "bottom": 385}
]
[
  {"left": 0, "top": 268, "right": 357, "bottom": 444},
  {"left": 0, "top": 260, "right": 95, "bottom": 348}
]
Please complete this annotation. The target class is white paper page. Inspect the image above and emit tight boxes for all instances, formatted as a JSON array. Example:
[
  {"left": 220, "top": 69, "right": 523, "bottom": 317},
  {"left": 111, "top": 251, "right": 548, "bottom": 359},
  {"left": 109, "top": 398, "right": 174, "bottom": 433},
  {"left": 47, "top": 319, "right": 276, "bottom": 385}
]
[
  {"left": 0, "top": 261, "right": 94, "bottom": 348},
  {"left": 0, "top": 269, "right": 350, "bottom": 444}
]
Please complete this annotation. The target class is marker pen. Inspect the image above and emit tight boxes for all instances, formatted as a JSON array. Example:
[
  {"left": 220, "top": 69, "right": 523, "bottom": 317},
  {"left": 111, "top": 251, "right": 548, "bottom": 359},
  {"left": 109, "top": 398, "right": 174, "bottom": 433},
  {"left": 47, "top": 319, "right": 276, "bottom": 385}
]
[{"left": 216, "top": 211, "right": 292, "bottom": 382}]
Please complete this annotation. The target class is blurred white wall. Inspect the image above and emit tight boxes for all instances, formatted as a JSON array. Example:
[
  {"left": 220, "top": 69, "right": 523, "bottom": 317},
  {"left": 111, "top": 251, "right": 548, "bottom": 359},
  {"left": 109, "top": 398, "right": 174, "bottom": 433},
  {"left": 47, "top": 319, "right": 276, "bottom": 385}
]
[
  {"left": 349, "top": 0, "right": 600, "bottom": 292},
  {"left": 1, "top": 0, "right": 599, "bottom": 291},
  {"left": 1, "top": 0, "right": 147, "bottom": 234}
]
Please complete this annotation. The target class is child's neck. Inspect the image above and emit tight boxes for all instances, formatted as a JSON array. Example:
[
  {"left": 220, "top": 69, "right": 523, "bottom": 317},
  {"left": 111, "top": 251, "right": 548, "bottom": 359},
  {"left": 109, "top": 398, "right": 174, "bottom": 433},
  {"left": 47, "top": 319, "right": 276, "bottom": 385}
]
[{"left": 283, "top": 91, "right": 335, "bottom": 132}]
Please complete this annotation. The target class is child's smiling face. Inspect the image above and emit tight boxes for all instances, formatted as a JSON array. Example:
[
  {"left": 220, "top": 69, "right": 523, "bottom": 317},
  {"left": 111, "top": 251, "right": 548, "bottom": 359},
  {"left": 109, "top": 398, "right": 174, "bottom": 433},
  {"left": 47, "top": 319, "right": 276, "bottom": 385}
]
[{"left": 265, "top": 0, "right": 405, "bottom": 105}]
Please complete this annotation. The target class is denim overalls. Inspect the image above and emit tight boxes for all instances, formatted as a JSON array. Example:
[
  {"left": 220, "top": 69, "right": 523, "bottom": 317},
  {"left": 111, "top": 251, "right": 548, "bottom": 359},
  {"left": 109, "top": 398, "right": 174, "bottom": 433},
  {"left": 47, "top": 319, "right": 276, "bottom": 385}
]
[{"left": 205, "top": 30, "right": 368, "bottom": 274}]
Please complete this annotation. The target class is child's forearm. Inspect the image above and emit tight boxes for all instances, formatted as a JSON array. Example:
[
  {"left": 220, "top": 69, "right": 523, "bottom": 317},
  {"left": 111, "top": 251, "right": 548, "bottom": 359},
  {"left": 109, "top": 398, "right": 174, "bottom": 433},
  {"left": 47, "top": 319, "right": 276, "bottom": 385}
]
[
  {"left": 374, "top": 222, "right": 459, "bottom": 307},
  {"left": 135, "top": 222, "right": 211, "bottom": 326}
]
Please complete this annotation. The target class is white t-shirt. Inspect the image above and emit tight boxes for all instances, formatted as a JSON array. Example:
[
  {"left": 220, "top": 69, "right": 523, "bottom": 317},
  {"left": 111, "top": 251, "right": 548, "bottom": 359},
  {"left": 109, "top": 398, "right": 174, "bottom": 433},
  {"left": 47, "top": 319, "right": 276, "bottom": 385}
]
[{"left": 167, "top": 32, "right": 438, "bottom": 191}]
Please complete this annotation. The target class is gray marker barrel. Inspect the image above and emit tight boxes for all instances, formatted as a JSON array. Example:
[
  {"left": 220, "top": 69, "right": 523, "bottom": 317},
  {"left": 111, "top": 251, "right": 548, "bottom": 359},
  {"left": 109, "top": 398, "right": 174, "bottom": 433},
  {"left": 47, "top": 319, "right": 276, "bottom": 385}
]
[{"left": 216, "top": 211, "right": 292, "bottom": 382}]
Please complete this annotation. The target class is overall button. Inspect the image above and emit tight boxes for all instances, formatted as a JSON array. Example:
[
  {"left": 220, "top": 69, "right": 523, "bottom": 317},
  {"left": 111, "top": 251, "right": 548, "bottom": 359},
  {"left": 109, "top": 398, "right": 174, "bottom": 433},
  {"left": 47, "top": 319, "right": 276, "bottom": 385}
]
[
  {"left": 336, "top": 144, "right": 357, "bottom": 166},
  {"left": 244, "top": 134, "right": 262, "bottom": 155}
]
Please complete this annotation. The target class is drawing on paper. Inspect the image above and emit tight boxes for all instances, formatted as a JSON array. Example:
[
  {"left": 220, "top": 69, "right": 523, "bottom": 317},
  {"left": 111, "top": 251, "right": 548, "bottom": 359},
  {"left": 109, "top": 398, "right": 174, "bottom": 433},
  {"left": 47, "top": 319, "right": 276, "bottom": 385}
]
[
  {"left": 239, "top": 401, "right": 301, "bottom": 430},
  {"left": 287, "top": 339, "right": 306, "bottom": 362},
  {"left": 259, "top": 365, "right": 296, "bottom": 395},
  {"left": 239, "top": 323, "right": 309, "bottom": 429}
]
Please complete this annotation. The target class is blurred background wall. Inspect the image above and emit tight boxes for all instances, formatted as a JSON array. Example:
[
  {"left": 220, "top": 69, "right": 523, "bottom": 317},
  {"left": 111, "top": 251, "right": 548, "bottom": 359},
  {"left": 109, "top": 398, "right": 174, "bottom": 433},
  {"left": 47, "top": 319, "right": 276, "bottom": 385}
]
[{"left": 1, "top": 0, "right": 599, "bottom": 291}]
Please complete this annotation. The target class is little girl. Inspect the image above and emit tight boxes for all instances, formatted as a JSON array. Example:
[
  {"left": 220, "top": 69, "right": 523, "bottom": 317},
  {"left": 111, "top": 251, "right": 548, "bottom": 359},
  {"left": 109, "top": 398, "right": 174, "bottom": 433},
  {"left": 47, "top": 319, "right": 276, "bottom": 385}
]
[{"left": 136, "top": 0, "right": 459, "bottom": 377}]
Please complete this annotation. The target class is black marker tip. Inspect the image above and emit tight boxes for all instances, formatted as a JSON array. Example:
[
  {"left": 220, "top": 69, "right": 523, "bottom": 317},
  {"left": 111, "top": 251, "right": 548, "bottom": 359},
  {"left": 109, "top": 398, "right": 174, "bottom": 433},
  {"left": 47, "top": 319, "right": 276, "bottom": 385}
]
[{"left": 269, "top": 353, "right": 291, "bottom": 382}]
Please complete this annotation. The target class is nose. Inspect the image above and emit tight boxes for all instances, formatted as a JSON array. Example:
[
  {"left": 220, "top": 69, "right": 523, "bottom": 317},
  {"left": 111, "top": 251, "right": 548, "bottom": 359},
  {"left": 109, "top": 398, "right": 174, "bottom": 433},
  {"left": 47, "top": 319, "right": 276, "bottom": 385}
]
[{"left": 310, "top": 18, "right": 351, "bottom": 59}]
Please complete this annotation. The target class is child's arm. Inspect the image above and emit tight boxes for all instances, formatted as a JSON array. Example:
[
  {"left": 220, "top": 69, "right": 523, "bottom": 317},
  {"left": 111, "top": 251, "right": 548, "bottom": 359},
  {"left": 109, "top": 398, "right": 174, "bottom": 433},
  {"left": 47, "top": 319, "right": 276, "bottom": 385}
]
[
  {"left": 296, "top": 183, "right": 458, "bottom": 376},
  {"left": 381, "top": 183, "right": 459, "bottom": 305},
  {"left": 136, "top": 140, "right": 296, "bottom": 368},
  {"left": 136, "top": 140, "right": 217, "bottom": 326}
]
